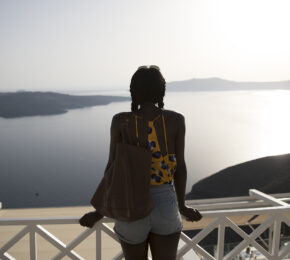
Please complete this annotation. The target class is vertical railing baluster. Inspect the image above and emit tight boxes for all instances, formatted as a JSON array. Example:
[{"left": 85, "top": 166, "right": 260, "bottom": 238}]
[
  {"left": 95, "top": 223, "right": 101, "bottom": 260},
  {"left": 268, "top": 223, "right": 273, "bottom": 252},
  {"left": 271, "top": 214, "right": 281, "bottom": 258},
  {"left": 29, "top": 225, "right": 37, "bottom": 260},
  {"left": 217, "top": 219, "right": 225, "bottom": 260}
]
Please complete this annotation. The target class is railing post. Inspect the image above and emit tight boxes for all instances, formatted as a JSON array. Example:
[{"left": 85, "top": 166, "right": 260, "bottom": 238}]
[
  {"left": 29, "top": 225, "right": 37, "bottom": 260},
  {"left": 95, "top": 223, "right": 101, "bottom": 260}
]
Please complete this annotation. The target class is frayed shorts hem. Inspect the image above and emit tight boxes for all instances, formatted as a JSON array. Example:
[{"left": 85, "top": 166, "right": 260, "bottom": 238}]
[{"left": 113, "top": 226, "right": 183, "bottom": 245}]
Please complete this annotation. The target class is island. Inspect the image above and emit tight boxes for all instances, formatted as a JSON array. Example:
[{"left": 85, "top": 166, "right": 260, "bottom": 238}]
[
  {"left": 167, "top": 77, "right": 290, "bottom": 92},
  {"left": 0, "top": 91, "right": 130, "bottom": 118}
]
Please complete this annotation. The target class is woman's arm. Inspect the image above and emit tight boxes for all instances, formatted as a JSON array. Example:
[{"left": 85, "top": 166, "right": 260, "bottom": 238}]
[
  {"left": 174, "top": 114, "right": 202, "bottom": 222},
  {"left": 173, "top": 114, "right": 187, "bottom": 210}
]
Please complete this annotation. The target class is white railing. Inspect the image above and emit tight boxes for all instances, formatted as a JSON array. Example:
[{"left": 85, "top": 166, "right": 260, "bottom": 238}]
[
  {"left": 1, "top": 189, "right": 290, "bottom": 260},
  {"left": 178, "top": 206, "right": 290, "bottom": 260}
]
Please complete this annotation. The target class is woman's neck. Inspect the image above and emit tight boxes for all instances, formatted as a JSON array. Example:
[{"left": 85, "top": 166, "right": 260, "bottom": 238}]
[
  {"left": 139, "top": 102, "right": 157, "bottom": 110},
  {"left": 136, "top": 102, "right": 163, "bottom": 118}
]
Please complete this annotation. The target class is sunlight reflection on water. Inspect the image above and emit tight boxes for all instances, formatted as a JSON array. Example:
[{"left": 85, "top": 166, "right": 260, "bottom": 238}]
[
  {"left": 253, "top": 90, "right": 290, "bottom": 156},
  {"left": 164, "top": 90, "right": 290, "bottom": 190}
]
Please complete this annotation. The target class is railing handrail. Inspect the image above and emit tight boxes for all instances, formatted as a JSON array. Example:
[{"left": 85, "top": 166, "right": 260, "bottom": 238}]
[
  {"left": 1, "top": 205, "right": 290, "bottom": 226},
  {"left": 186, "top": 191, "right": 290, "bottom": 204}
]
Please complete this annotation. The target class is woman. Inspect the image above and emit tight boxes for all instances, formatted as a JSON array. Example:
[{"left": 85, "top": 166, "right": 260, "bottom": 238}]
[{"left": 79, "top": 65, "right": 202, "bottom": 260}]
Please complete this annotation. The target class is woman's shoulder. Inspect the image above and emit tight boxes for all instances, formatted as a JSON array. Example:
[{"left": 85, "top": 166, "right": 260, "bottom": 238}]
[
  {"left": 111, "top": 111, "right": 133, "bottom": 124},
  {"left": 163, "top": 109, "right": 185, "bottom": 122}
]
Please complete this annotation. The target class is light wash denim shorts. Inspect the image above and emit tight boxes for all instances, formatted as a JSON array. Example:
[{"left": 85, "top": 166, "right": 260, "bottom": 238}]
[{"left": 113, "top": 183, "right": 183, "bottom": 244}]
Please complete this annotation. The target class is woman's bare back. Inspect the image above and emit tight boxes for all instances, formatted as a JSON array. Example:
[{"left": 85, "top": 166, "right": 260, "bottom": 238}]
[{"left": 106, "top": 106, "right": 186, "bottom": 170}]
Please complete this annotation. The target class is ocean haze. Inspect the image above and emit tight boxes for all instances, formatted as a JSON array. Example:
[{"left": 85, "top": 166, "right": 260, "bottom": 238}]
[
  {"left": 2, "top": 77, "right": 290, "bottom": 119},
  {"left": 2, "top": 1, "right": 290, "bottom": 90},
  {"left": 2, "top": 77, "right": 290, "bottom": 95}
]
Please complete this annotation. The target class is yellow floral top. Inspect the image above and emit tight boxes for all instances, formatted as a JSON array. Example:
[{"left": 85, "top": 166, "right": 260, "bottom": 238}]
[{"left": 133, "top": 111, "right": 177, "bottom": 185}]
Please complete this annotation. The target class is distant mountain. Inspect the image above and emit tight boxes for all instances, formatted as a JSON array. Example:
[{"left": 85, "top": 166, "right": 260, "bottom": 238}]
[
  {"left": 167, "top": 77, "right": 290, "bottom": 91},
  {"left": 186, "top": 153, "right": 290, "bottom": 199},
  {"left": 2, "top": 77, "right": 290, "bottom": 118},
  {"left": 0, "top": 91, "right": 130, "bottom": 118}
]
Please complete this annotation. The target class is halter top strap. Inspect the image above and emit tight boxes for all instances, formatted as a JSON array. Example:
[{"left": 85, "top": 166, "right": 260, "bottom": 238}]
[
  {"left": 134, "top": 113, "right": 161, "bottom": 123},
  {"left": 133, "top": 110, "right": 169, "bottom": 155}
]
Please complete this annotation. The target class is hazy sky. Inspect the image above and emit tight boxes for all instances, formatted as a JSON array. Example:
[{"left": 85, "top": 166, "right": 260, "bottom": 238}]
[{"left": 1, "top": 0, "right": 290, "bottom": 91}]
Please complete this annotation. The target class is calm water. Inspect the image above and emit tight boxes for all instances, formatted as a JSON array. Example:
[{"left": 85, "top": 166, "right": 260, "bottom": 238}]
[{"left": 1, "top": 90, "right": 290, "bottom": 209}]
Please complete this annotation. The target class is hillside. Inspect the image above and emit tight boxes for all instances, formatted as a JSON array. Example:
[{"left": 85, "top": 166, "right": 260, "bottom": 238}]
[
  {"left": 0, "top": 91, "right": 130, "bottom": 118},
  {"left": 186, "top": 153, "right": 290, "bottom": 199}
]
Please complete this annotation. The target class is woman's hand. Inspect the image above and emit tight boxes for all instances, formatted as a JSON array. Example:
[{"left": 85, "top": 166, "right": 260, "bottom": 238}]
[
  {"left": 179, "top": 205, "right": 202, "bottom": 222},
  {"left": 79, "top": 211, "right": 103, "bottom": 228}
]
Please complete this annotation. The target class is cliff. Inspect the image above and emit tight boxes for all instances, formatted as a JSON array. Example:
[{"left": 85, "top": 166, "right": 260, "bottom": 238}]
[{"left": 186, "top": 153, "right": 290, "bottom": 199}]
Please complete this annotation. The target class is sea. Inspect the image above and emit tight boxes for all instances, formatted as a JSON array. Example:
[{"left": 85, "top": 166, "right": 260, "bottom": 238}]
[{"left": 0, "top": 90, "right": 290, "bottom": 208}]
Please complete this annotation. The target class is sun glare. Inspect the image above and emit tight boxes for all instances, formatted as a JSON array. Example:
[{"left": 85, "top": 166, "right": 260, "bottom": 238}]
[
  {"left": 193, "top": 0, "right": 290, "bottom": 81},
  {"left": 258, "top": 91, "right": 290, "bottom": 155}
]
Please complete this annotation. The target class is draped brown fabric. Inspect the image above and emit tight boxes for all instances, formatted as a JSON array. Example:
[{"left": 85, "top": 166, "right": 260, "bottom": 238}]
[{"left": 90, "top": 114, "right": 153, "bottom": 221}]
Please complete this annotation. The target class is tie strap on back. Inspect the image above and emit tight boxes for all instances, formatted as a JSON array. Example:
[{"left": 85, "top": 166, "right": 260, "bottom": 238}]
[
  {"left": 133, "top": 110, "right": 169, "bottom": 155},
  {"left": 161, "top": 114, "right": 169, "bottom": 155},
  {"left": 135, "top": 115, "right": 140, "bottom": 147}
]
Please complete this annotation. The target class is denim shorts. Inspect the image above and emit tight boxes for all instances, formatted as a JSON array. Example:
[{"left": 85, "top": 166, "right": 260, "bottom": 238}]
[{"left": 113, "top": 183, "right": 183, "bottom": 244}]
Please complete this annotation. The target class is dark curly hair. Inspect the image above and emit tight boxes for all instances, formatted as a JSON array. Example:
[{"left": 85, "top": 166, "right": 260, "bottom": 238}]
[{"left": 129, "top": 67, "right": 166, "bottom": 112}]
